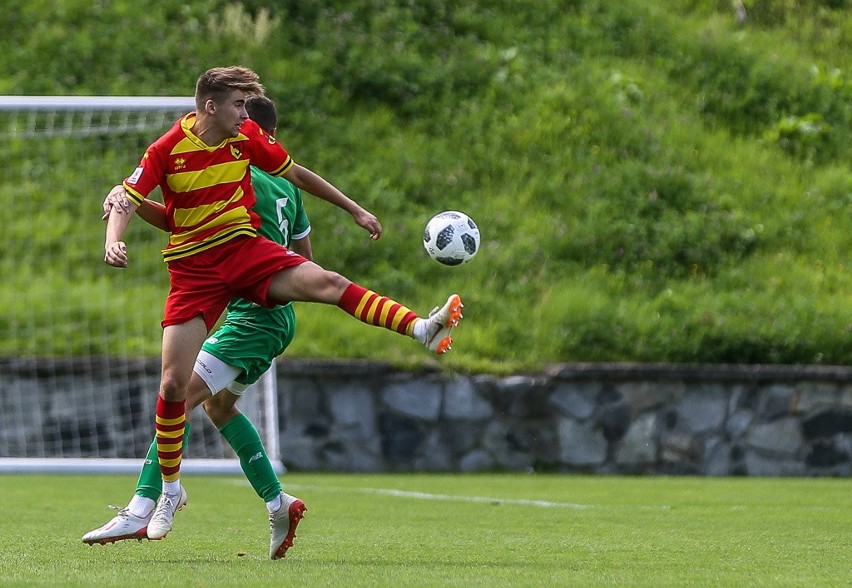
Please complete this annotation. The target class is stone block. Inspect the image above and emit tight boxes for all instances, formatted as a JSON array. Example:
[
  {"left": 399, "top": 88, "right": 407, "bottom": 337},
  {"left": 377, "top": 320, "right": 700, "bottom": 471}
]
[
  {"left": 702, "top": 437, "right": 730, "bottom": 476},
  {"left": 440, "top": 421, "right": 481, "bottom": 455},
  {"left": 379, "top": 412, "right": 425, "bottom": 464},
  {"left": 382, "top": 380, "right": 442, "bottom": 422},
  {"left": 792, "top": 383, "right": 839, "bottom": 414},
  {"left": 615, "top": 413, "right": 657, "bottom": 466},
  {"left": 801, "top": 408, "right": 852, "bottom": 439},
  {"left": 327, "top": 383, "right": 377, "bottom": 436},
  {"left": 661, "top": 431, "right": 699, "bottom": 463},
  {"left": 598, "top": 401, "right": 632, "bottom": 441},
  {"left": 459, "top": 448, "right": 496, "bottom": 472},
  {"left": 676, "top": 385, "right": 727, "bottom": 433},
  {"left": 443, "top": 378, "right": 493, "bottom": 420},
  {"left": 806, "top": 438, "right": 850, "bottom": 468},
  {"left": 557, "top": 418, "right": 607, "bottom": 466},
  {"left": 280, "top": 434, "right": 320, "bottom": 471},
  {"left": 745, "top": 418, "right": 802, "bottom": 458},
  {"left": 757, "top": 384, "right": 795, "bottom": 420},
  {"left": 744, "top": 451, "right": 805, "bottom": 476},
  {"left": 549, "top": 382, "right": 598, "bottom": 420},
  {"left": 619, "top": 381, "right": 683, "bottom": 412},
  {"left": 840, "top": 386, "right": 852, "bottom": 408},
  {"left": 726, "top": 409, "right": 753, "bottom": 439},
  {"left": 413, "top": 430, "right": 453, "bottom": 471}
]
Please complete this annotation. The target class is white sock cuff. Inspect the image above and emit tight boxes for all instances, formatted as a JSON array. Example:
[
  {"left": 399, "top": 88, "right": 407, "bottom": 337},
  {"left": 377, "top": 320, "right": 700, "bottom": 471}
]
[
  {"left": 128, "top": 494, "right": 155, "bottom": 518},
  {"left": 266, "top": 493, "right": 284, "bottom": 513}
]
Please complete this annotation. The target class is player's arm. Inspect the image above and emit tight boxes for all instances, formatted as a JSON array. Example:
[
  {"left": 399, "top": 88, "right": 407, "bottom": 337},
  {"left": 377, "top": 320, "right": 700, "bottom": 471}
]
[
  {"left": 289, "top": 234, "right": 313, "bottom": 261},
  {"left": 102, "top": 185, "right": 169, "bottom": 231},
  {"left": 282, "top": 163, "right": 382, "bottom": 241},
  {"left": 104, "top": 194, "right": 139, "bottom": 268},
  {"left": 135, "top": 200, "right": 169, "bottom": 231}
]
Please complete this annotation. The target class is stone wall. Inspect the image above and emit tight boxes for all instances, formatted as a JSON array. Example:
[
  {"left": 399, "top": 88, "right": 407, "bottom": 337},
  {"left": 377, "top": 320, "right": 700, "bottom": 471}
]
[
  {"left": 276, "top": 361, "right": 852, "bottom": 476},
  {"left": 1, "top": 358, "right": 850, "bottom": 476}
]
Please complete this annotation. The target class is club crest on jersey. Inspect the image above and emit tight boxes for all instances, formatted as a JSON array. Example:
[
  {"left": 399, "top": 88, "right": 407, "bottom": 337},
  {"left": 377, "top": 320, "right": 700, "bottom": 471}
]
[{"left": 230, "top": 145, "right": 243, "bottom": 159}]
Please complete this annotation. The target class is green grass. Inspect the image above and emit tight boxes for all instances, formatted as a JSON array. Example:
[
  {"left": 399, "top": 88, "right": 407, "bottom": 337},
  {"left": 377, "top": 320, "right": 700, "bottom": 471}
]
[{"left": 0, "top": 473, "right": 849, "bottom": 586}]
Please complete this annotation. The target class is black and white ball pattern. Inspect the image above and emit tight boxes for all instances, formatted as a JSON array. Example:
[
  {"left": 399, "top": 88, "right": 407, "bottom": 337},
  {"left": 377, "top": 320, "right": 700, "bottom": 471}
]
[{"left": 423, "top": 211, "right": 480, "bottom": 266}]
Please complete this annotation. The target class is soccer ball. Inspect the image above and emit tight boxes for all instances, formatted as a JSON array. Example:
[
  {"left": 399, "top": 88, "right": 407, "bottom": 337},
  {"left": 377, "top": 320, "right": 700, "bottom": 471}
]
[{"left": 422, "top": 210, "right": 480, "bottom": 266}]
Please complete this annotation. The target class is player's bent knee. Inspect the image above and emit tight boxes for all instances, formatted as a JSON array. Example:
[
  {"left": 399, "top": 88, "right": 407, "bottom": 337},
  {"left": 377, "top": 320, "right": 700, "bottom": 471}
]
[
  {"left": 312, "top": 269, "right": 349, "bottom": 300},
  {"left": 202, "top": 399, "right": 240, "bottom": 428},
  {"left": 159, "top": 374, "right": 189, "bottom": 401},
  {"left": 186, "top": 382, "right": 214, "bottom": 411}
]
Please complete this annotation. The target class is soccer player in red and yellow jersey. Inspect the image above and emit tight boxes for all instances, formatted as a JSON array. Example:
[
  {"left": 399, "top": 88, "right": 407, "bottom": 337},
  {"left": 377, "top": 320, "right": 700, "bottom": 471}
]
[{"left": 103, "top": 66, "right": 464, "bottom": 542}]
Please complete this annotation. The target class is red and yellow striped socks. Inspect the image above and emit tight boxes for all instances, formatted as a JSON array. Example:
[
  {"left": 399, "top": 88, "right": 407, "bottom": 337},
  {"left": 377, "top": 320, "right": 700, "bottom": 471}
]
[
  {"left": 155, "top": 396, "right": 186, "bottom": 485},
  {"left": 337, "top": 283, "right": 419, "bottom": 336}
]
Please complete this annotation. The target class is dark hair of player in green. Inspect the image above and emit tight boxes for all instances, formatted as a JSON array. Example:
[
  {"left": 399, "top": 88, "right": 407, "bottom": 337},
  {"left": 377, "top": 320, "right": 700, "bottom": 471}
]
[{"left": 245, "top": 95, "right": 277, "bottom": 135}]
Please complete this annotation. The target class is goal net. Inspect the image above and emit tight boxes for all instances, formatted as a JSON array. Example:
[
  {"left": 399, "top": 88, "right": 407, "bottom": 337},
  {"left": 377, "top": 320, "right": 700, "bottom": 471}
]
[{"left": 0, "top": 96, "right": 282, "bottom": 475}]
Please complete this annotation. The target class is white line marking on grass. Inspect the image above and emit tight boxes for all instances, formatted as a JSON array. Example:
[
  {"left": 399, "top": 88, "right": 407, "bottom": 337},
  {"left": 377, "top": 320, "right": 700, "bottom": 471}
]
[
  {"left": 351, "top": 487, "right": 593, "bottom": 509},
  {"left": 225, "top": 480, "right": 671, "bottom": 510},
  {"left": 288, "top": 483, "right": 603, "bottom": 509},
  {"left": 226, "top": 479, "right": 589, "bottom": 508}
]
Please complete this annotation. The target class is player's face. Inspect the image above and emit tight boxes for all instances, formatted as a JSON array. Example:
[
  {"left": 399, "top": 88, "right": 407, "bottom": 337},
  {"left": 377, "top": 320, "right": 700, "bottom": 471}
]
[{"left": 215, "top": 90, "right": 250, "bottom": 138}]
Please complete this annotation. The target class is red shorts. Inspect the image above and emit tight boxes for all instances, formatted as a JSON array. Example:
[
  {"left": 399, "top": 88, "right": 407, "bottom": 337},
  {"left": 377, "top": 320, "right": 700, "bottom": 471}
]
[{"left": 163, "top": 235, "right": 308, "bottom": 331}]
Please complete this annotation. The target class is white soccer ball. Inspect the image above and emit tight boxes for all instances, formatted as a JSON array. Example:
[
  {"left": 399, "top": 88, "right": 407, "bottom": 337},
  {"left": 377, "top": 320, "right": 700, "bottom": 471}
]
[{"left": 422, "top": 210, "right": 481, "bottom": 266}]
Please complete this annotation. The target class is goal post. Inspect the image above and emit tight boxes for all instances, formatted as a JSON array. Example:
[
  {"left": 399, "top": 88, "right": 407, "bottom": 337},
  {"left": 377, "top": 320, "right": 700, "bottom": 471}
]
[{"left": 0, "top": 96, "right": 283, "bottom": 475}]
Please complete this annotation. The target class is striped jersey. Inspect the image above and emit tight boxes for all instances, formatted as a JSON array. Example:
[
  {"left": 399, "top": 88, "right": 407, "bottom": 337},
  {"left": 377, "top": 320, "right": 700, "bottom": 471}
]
[{"left": 123, "top": 113, "right": 294, "bottom": 262}]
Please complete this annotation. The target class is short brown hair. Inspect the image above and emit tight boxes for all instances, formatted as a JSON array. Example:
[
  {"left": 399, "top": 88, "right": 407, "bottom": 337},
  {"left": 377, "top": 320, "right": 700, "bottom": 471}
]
[{"left": 195, "top": 66, "right": 265, "bottom": 108}]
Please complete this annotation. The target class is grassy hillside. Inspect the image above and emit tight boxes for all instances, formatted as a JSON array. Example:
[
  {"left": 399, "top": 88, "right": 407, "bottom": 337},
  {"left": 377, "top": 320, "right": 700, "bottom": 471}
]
[{"left": 0, "top": 0, "right": 849, "bottom": 373}]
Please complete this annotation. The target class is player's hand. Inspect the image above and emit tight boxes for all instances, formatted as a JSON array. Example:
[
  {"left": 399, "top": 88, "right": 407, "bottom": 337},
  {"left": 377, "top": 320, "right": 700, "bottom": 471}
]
[
  {"left": 104, "top": 241, "right": 128, "bottom": 268},
  {"left": 101, "top": 185, "right": 131, "bottom": 220},
  {"left": 353, "top": 208, "right": 382, "bottom": 240}
]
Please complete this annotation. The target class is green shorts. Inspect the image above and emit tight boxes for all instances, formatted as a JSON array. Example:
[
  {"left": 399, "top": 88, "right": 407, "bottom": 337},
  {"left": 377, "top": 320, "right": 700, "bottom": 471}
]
[{"left": 201, "top": 303, "right": 296, "bottom": 387}]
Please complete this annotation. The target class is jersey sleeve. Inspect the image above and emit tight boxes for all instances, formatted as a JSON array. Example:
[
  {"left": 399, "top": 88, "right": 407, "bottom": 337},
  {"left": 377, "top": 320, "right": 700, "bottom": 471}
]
[
  {"left": 123, "top": 146, "right": 166, "bottom": 206},
  {"left": 291, "top": 187, "right": 311, "bottom": 240},
  {"left": 243, "top": 119, "right": 294, "bottom": 178}
]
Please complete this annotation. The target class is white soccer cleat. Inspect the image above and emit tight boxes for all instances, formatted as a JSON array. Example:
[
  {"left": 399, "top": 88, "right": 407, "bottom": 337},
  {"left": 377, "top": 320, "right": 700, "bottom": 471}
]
[
  {"left": 82, "top": 506, "right": 151, "bottom": 545},
  {"left": 422, "top": 294, "right": 464, "bottom": 355},
  {"left": 269, "top": 494, "right": 307, "bottom": 560},
  {"left": 146, "top": 486, "right": 188, "bottom": 540}
]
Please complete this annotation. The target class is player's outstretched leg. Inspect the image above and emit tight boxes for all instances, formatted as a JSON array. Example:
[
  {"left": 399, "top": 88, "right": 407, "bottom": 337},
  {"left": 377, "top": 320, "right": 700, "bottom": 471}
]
[
  {"left": 337, "top": 285, "right": 464, "bottom": 355},
  {"left": 269, "top": 494, "right": 307, "bottom": 560},
  {"left": 414, "top": 294, "right": 464, "bottom": 355}
]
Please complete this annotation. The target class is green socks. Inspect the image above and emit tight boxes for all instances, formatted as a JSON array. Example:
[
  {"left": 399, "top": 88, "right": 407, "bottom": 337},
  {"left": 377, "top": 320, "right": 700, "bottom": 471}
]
[
  {"left": 219, "top": 412, "right": 282, "bottom": 503},
  {"left": 133, "top": 413, "right": 281, "bottom": 504}
]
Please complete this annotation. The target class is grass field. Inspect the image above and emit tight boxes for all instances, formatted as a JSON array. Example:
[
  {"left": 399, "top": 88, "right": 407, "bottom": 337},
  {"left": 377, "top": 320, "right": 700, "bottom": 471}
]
[{"left": 1, "top": 473, "right": 849, "bottom": 587}]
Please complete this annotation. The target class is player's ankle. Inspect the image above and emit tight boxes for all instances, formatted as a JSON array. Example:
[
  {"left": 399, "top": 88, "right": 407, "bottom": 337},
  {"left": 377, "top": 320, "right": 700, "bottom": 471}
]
[
  {"left": 411, "top": 318, "right": 427, "bottom": 343},
  {"left": 266, "top": 493, "right": 283, "bottom": 513},
  {"left": 127, "top": 494, "right": 155, "bottom": 518}
]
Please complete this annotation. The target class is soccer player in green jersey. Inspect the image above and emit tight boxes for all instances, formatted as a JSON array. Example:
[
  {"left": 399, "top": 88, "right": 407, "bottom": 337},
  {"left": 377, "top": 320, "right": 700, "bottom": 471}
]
[{"left": 84, "top": 96, "right": 311, "bottom": 559}]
